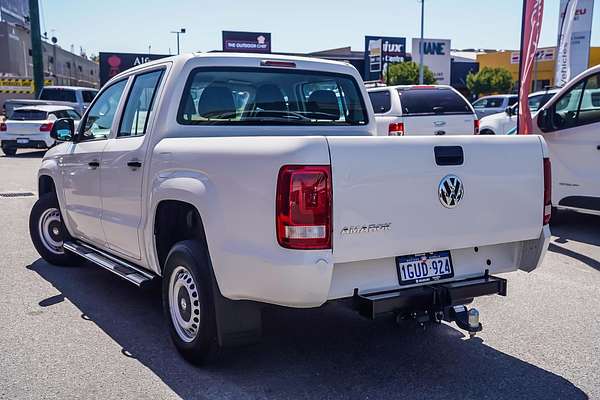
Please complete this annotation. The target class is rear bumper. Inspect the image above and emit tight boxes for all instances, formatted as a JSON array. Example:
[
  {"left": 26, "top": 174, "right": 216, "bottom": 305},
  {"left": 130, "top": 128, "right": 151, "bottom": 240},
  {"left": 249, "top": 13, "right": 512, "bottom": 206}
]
[
  {"left": 352, "top": 274, "right": 507, "bottom": 319},
  {"left": 1, "top": 137, "right": 54, "bottom": 149}
]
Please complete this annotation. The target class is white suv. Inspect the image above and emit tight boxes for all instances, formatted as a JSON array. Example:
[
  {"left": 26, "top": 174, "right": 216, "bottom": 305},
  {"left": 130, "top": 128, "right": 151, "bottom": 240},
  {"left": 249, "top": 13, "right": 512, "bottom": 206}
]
[{"left": 368, "top": 85, "right": 478, "bottom": 136}]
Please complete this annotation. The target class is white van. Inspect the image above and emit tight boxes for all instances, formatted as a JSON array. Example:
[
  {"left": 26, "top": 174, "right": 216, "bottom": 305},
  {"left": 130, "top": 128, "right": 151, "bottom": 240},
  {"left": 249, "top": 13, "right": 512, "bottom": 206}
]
[
  {"left": 367, "top": 85, "right": 478, "bottom": 136},
  {"left": 533, "top": 64, "right": 600, "bottom": 215}
]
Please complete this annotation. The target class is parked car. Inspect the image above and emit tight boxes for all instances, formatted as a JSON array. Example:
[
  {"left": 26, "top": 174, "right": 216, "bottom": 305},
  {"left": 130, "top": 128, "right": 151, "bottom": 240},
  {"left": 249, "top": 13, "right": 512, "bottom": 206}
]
[
  {"left": 3, "top": 86, "right": 98, "bottom": 118},
  {"left": 479, "top": 89, "right": 558, "bottom": 135},
  {"left": 368, "top": 85, "right": 478, "bottom": 136},
  {"left": 533, "top": 64, "right": 600, "bottom": 217},
  {"left": 29, "top": 53, "right": 550, "bottom": 365},
  {"left": 0, "top": 105, "right": 81, "bottom": 156},
  {"left": 471, "top": 94, "right": 518, "bottom": 119}
]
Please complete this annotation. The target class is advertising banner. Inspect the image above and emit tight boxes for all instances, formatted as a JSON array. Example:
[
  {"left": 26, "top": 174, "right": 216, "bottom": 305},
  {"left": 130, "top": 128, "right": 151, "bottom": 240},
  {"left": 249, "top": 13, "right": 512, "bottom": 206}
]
[
  {"left": 517, "top": 0, "right": 545, "bottom": 135},
  {"left": 411, "top": 38, "right": 451, "bottom": 84},
  {"left": 364, "top": 36, "right": 406, "bottom": 81},
  {"left": 222, "top": 31, "right": 271, "bottom": 53},
  {"left": 99, "top": 52, "right": 170, "bottom": 86},
  {"left": 555, "top": 0, "right": 578, "bottom": 86},
  {"left": 557, "top": 0, "right": 594, "bottom": 83}
]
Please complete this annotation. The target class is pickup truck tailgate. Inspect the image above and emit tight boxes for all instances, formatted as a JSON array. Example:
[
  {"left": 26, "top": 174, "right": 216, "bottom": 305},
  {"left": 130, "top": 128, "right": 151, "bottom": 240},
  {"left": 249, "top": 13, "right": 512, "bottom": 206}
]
[{"left": 327, "top": 135, "right": 545, "bottom": 264}]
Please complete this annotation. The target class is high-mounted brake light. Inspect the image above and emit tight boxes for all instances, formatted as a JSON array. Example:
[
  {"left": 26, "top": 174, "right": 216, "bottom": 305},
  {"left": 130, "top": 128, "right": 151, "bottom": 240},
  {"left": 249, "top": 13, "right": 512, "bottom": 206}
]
[
  {"left": 388, "top": 122, "right": 405, "bottom": 136},
  {"left": 0, "top": 122, "right": 6, "bottom": 132},
  {"left": 276, "top": 165, "right": 332, "bottom": 250},
  {"left": 260, "top": 60, "right": 296, "bottom": 68},
  {"left": 543, "top": 158, "right": 552, "bottom": 225},
  {"left": 39, "top": 122, "right": 53, "bottom": 132},
  {"left": 474, "top": 119, "right": 480, "bottom": 135}
]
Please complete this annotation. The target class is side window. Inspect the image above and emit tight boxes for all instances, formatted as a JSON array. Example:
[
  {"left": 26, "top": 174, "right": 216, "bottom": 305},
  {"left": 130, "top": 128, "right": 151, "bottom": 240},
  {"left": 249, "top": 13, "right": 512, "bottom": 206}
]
[
  {"left": 79, "top": 80, "right": 127, "bottom": 141},
  {"left": 549, "top": 80, "right": 585, "bottom": 131},
  {"left": 118, "top": 70, "right": 164, "bottom": 137},
  {"left": 472, "top": 98, "right": 487, "bottom": 109},
  {"left": 368, "top": 91, "right": 391, "bottom": 114},
  {"left": 577, "top": 73, "right": 600, "bottom": 126},
  {"left": 82, "top": 90, "right": 98, "bottom": 103},
  {"left": 508, "top": 96, "right": 519, "bottom": 106}
]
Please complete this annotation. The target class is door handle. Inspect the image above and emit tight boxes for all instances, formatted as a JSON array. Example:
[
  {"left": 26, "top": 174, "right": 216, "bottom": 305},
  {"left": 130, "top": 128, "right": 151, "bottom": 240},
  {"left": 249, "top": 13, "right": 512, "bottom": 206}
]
[
  {"left": 127, "top": 160, "right": 142, "bottom": 169},
  {"left": 88, "top": 161, "right": 100, "bottom": 169}
]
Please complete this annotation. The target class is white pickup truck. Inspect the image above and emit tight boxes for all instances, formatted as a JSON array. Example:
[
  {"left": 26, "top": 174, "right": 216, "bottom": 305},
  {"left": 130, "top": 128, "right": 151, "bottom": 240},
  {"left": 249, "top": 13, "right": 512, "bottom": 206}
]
[{"left": 29, "top": 53, "right": 550, "bottom": 365}]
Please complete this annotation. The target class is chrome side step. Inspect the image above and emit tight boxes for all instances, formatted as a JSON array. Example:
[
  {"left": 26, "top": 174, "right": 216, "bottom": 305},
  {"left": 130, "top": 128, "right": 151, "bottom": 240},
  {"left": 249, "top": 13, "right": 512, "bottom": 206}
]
[{"left": 63, "top": 241, "right": 156, "bottom": 288}]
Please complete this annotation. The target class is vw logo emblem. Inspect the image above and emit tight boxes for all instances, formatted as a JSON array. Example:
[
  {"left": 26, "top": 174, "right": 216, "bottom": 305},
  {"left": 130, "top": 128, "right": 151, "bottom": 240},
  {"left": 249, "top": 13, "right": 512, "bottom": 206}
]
[{"left": 438, "top": 175, "right": 464, "bottom": 208}]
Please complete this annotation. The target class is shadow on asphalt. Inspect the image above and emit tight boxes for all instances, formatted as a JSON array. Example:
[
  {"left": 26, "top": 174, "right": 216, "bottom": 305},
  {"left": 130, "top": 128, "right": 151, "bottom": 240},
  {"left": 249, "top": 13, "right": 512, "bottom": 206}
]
[
  {"left": 1, "top": 150, "right": 46, "bottom": 158},
  {"left": 549, "top": 210, "right": 600, "bottom": 272},
  {"left": 27, "top": 259, "right": 587, "bottom": 400}
]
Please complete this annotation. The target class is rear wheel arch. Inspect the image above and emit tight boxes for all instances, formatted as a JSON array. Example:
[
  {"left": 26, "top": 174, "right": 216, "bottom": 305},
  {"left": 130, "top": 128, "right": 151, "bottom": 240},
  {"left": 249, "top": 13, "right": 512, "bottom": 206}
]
[{"left": 153, "top": 200, "right": 210, "bottom": 275}]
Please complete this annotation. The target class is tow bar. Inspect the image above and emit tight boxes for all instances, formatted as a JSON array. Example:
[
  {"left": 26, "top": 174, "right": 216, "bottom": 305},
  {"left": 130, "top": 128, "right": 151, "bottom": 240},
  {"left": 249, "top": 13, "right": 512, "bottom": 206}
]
[{"left": 352, "top": 274, "right": 506, "bottom": 337}]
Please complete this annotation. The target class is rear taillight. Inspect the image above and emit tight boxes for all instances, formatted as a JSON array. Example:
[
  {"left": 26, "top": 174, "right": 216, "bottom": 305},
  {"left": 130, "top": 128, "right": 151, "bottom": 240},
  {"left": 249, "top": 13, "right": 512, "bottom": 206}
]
[
  {"left": 39, "top": 122, "right": 53, "bottom": 132},
  {"left": 388, "top": 122, "right": 404, "bottom": 136},
  {"left": 0, "top": 122, "right": 6, "bottom": 132},
  {"left": 474, "top": 119, "right": 480, "bottom": 135},
  {"left": 543, "top": 158, "right": 552, "bottom": 225},
  {"left": 276, "top": 165, "right": 332, "bottom": 250}
]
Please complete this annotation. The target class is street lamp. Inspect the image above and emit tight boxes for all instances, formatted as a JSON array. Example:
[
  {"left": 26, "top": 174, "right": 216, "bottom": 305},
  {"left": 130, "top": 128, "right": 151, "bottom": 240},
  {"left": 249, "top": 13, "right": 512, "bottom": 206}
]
[{"left": 170, "top": 28, "right": 186, "bottom": 55}]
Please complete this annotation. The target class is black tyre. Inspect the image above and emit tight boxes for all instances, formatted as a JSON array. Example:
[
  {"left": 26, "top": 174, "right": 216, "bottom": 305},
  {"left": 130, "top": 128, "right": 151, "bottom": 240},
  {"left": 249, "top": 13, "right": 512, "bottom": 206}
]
[
  {"left": 479, "top": 129, "right": 495, "bottom": 135},
  {"left": 1, "top": 146, "right": 17, "bottom": 156},
  {"left": 29, "top": 193, "right": 80, "bottom": 266},
  {"left": 162, "top": 240, "right": 218, "bottom": 365}
]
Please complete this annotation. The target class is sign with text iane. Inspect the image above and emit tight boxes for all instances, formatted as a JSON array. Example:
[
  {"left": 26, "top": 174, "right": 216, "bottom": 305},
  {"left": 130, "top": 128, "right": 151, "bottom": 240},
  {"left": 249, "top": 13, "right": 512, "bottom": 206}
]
[
  {"left": 411, "top": 38, "right": 451, "bottom": 84},
  {"left": 222, "top": 31, "right": 271, "bottom": 53}
]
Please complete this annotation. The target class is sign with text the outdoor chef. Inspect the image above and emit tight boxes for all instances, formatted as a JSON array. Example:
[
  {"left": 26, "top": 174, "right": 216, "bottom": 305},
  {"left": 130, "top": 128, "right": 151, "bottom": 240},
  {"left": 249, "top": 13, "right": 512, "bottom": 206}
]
[
  {"left": 364, "top": 36, "right": 406, "bottom": 81},
  {"left": 411, "top": 38, "right": 451, "bottom": 84},
  {"left": 99, "top": 52, "right": 170, "bottom": 86},
  {"left": 556, "top": 0, "right": 594, "bottom": 84},
  {"left": 222, "top": 31, "right": 271, "bottom": 53}
]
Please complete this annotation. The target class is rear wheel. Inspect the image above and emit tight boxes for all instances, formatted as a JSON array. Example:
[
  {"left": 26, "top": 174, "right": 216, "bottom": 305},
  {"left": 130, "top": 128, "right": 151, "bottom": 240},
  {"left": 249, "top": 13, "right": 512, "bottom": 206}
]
[
  {"left": 1, "top": 146, "right": 17, "bottom": 156},
  {"left": 162, "top": 240, "right": 218, "bottom": 365},
  {"left": 29, "top": 193, "right": 80, "bottom": 266},
  {"left": 479, "top": 129, "right": 495, "bottom": 135}
]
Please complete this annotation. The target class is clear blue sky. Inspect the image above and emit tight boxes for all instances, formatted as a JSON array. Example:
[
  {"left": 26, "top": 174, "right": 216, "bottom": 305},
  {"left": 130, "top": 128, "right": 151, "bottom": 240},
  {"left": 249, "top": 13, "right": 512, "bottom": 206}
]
[{"left": 40, "top": 0, "right": 600, "bottom": 56}]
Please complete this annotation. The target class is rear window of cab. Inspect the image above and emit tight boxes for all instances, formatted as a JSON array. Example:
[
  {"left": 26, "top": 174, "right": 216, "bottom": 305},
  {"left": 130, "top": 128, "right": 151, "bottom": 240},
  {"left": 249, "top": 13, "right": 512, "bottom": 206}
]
[
  {"left": 177, "top": 67, "right": 369, "bottom": 126},
  {"left": 398, "top": 88, "right": 472, "bottom": 116}
]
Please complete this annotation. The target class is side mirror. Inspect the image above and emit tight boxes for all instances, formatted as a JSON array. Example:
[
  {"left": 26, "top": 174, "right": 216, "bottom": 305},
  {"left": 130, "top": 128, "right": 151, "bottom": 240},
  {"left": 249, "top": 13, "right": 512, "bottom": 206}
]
[
  {"left": 505, "top": 107, "right": 513, "bottom": 116},
  {"left": 50, "top": 118, "right": 75, "bottom": 142},
  {"left": 537, "top": 109, "right": 552, "bottom": 132}
]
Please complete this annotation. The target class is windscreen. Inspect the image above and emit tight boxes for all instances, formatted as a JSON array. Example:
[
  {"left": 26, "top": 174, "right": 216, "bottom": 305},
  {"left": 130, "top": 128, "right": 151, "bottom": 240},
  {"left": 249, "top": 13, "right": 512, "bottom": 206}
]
[
  {"left": 398, "top": 88, "right": 472, "bottom": 115},
  {"left": 39, "top": 88, "right": 77, "bottom": 102},
  {"left": 178, "top": 67, "right": 368, "bottom": 126},
  {"left": 10, "top": 109, "right": 48, "bottom": 120}
]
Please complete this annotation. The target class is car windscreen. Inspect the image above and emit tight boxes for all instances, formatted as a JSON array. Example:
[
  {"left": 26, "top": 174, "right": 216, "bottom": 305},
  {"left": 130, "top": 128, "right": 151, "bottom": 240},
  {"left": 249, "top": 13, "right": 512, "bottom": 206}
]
[
  {"left": 39, "top": 88, "right": 77, "bottom": 102},
  {"left": 398, "top": 88, "right": 472, "bottom": 115},
  {"left": 10, "top": 109, "right": 48, "bottom": 120},
  {"left": 178, "top": 67, "right": 368, "bottom": 126}
]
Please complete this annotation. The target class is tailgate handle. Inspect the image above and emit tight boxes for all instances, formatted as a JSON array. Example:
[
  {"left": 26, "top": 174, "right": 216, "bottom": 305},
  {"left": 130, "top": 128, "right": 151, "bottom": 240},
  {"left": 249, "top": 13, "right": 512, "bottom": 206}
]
[{"left": 434, "top": 146, "right": 464, "bottom": 166}]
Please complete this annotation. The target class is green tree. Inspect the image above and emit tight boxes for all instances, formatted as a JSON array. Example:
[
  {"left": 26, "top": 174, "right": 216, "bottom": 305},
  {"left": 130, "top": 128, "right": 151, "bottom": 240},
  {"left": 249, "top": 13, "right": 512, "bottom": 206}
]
[
  {"left": 467, "top": 67, "right": 514, "bottom": 97},
  {"left": 384, "top": 61, "right": 437, "bottom": 85}
]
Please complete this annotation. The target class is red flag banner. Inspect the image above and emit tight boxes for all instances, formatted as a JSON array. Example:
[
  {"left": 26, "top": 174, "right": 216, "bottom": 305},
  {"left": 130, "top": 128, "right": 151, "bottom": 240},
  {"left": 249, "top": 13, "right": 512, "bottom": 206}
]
[{"left": 518, "top": 0, "right": 545, "bottom": 134}]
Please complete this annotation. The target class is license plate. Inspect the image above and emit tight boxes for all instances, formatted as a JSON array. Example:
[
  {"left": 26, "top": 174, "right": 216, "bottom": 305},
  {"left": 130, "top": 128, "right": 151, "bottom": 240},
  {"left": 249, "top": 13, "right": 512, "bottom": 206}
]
[
  {"left": 396, "top": 250, "right": 454, "bottom": 285},
  {"left": 17, "top": 138, "right": 29, "bottom": 144}
]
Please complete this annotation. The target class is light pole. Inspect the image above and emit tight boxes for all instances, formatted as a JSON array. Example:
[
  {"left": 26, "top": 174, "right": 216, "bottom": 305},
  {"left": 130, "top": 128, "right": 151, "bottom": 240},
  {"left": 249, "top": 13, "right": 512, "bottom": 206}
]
[
  {"left": 170, "top": 28, "right": 186, "bottom": 55},
  {"left": 418, "top": 0, "right": 425, "bottom": 84}
]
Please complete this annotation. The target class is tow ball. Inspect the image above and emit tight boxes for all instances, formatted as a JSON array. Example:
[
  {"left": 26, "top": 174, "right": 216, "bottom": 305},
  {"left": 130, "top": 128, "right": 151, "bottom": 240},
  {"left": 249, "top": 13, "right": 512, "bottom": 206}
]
[{"left": 447, "top": 305, "right": 482, "bottom": 338}]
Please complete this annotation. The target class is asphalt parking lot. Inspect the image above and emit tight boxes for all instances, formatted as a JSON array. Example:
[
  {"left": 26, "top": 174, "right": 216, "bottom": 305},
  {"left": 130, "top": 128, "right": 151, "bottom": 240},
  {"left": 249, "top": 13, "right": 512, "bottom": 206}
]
[{"left": 1, "top": 150, "right": 599, "bottom": 400}]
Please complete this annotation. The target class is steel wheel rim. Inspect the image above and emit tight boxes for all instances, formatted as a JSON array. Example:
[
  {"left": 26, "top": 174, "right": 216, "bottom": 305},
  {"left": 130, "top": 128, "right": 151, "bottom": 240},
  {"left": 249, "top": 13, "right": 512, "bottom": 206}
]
[
  {"left": 38, "top": 207, "right": 64, "bottom": 255},
  {"left": 168, "top": 265, "right": 201, "bottom": 343}
]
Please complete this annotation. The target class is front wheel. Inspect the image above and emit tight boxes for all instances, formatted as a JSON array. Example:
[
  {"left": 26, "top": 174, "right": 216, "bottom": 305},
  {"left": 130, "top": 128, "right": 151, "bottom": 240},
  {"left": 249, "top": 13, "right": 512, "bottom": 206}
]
[
  {"left": 29, "top": 193, "right": 80, "bottom": 266},
  {"left": 162, "top": 240, "right": 218, "bottom": 365}
]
